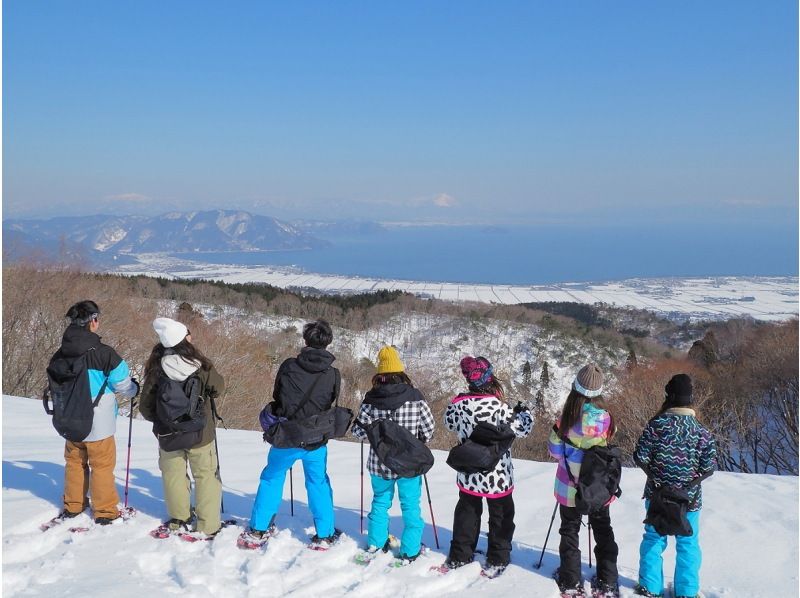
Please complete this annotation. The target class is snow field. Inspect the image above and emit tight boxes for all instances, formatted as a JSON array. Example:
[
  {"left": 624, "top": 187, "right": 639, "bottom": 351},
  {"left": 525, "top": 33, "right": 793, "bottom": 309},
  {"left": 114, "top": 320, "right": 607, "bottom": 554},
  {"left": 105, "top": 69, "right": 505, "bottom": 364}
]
[{"left": 3, "top": 395, "right": 798, "bottom": 597}]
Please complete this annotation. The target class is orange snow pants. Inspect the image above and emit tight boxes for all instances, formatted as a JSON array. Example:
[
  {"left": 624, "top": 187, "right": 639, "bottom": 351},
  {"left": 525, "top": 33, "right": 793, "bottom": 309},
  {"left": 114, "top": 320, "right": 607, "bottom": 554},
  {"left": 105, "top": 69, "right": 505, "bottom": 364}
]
[{"left": 64, "top": 436, "right": 119, "bottom": 519}]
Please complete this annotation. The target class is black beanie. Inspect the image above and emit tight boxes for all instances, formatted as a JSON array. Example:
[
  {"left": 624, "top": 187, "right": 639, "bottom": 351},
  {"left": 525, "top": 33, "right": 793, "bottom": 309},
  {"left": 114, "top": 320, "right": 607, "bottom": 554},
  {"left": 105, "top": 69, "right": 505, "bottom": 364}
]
[{"left": 665, "top": 374, "right": 693, "bottom": 407}]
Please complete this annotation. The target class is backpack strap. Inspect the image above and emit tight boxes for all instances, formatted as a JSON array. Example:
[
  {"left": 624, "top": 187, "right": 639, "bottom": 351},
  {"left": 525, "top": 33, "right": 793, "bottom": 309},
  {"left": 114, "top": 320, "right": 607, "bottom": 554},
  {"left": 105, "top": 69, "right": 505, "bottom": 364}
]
[
  {"left": 287, "top": 368, "right": 331, "bottom": 419},
  {"left": 90, "top": 347, "right": 110, "bottom": 408}
]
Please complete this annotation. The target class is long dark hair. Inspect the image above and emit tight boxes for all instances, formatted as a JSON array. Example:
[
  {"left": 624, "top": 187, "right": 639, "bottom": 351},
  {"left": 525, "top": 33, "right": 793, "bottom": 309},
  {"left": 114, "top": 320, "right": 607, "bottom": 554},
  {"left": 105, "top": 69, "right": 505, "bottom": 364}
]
[
  {"left": 372, "top": 372, "right": 413, "bottom": 387},
  {"left": 144, "top": 338, "right": 213, "bottom": 382},
  {"left": 468, "top": 378, "right": 505, "bottom": 400},
  {"left": 558, "top": 388, "right": 616, "bottom": 437}
]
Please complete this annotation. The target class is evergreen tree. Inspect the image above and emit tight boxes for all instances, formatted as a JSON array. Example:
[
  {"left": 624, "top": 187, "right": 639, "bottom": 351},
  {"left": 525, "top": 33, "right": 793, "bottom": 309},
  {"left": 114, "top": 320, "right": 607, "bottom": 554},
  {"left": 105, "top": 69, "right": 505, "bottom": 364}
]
[
  {"left": 540, "top": 361, "right": 551, "bottom": 388},
  {"left": 626, "top": 349, "right": 638, "bottom": 369},
  {"left": 534, "top": 389, "right": 545, "bottom": 413},
  {"left": 522, "top": 360, "right": 532, "bottom": 390}
]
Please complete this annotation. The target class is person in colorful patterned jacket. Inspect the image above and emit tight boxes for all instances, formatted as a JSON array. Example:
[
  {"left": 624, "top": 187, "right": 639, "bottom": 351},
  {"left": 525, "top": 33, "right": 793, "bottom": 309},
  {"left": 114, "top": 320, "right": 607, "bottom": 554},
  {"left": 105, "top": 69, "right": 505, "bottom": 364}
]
[
  {"left": 548, "top": 364, "right": 618, "bottom": 597},
  {"left": 632, "top": 374, "right": 717, "bottom": 598},
  {"left": 352, "top": 346, "right": 435, "bottom": 562},
  {"left": 442, "top": 356, "right": 533, "bottom": 575}
]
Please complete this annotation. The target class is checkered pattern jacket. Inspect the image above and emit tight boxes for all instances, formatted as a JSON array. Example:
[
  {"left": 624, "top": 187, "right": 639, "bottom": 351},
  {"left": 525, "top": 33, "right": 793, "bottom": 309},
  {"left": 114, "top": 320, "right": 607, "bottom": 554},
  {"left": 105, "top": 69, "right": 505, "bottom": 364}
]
[{"left": 352, "top": 383, "right": 435, "bottom": 480}]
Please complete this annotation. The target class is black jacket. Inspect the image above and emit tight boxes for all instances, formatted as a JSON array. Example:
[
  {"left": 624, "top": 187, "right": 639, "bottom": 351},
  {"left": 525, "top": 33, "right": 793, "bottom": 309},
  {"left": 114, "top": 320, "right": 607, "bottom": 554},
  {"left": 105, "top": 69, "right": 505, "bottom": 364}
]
[
  {"left": 57, "top": 324, "right": 124, "bottom": 374},
  {"left": 272, "top": 347, "right": 340, "bottom": 421},
  {"left": 363, "top": 383, "right": 425, "bottom": 411}
]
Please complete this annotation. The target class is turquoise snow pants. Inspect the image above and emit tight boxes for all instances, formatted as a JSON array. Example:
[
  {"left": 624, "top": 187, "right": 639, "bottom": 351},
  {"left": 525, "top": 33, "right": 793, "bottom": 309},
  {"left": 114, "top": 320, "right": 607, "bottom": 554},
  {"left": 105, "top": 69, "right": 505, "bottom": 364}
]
[
  {"left": 250, "top": 446, "right": 335, "bottom": 537},
  {"left": 367, "top": 474, "right": 424, "bottom": 558},
  {"left": 638, "top": 504, "right": 701, "bottom": 597}
]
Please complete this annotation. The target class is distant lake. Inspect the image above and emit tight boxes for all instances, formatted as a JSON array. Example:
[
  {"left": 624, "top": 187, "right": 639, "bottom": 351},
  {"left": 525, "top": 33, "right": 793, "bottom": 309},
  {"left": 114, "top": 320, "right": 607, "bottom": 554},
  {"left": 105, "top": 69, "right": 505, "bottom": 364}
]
[{"left": 171, "top": 223, "right": 798, "bottom": 285}]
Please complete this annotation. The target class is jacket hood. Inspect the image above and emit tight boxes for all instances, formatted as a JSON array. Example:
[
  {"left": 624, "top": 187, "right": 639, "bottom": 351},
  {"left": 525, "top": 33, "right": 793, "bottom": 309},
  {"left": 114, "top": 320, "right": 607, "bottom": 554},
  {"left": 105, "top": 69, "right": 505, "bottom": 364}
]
[
  {"left": 296, "top": 347, "right": 335, "bottom": 373},
  {"left": 60, "top": 324, "right": 101, "bottom": 358},
  {"left": 364, "top": 383, "right": 421, "bottom": 410},
  {"left": 161, "top": 354, "right": 201, "bottom": 382}
]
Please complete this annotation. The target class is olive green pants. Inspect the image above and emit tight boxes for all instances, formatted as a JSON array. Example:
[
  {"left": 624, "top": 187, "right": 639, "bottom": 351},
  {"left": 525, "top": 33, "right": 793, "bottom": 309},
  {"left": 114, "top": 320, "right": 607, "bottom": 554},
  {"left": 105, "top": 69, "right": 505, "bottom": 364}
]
[{"left": 158, "top": 441, "right": 222, "bottom": 535}]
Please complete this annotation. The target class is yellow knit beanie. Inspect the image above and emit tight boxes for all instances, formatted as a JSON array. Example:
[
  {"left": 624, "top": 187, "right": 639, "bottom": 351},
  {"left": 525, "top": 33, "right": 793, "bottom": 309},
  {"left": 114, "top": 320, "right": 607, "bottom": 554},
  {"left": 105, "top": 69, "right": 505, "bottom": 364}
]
[{"left": 376, "top": 346, "right": 405, "bottom": 374}]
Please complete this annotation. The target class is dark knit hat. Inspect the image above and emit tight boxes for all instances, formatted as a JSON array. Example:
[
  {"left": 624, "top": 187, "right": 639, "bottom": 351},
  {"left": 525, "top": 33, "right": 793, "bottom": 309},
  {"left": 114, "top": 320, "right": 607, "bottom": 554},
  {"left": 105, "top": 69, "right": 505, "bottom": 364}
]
[
  {"left": 573, "top": 363, "right": 604, "bottom": 398},
  {"left": 665, "top": 374, "right": 693, "bottom": 406},
  {"left": 460, "top": 356, "right": 494, "bottom": 387}
]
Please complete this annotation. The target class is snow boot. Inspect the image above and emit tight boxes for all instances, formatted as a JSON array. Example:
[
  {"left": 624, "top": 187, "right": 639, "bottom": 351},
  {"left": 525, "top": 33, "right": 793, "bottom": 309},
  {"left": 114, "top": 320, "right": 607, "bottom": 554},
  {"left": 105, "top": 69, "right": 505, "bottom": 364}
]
[
  {"left": 429, "top": 557, "right": 471, "bottom": 575},
  {"left": 308, "top": 528, "right": 343, "bottom": 551},
  {"left": 633, "top": 585, "right": 663, "bottom": 598},
  {"left": 237, "top": 524, "right": 277, "bottom": 550},
  {"left": 481, "top": 563, "right": 507, "bottom": 579}
]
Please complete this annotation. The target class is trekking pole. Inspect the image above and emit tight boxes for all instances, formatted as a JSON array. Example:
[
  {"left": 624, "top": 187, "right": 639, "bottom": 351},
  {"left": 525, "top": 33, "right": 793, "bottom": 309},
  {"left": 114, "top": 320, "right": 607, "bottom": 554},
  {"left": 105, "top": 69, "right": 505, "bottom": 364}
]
[
  {"left": 588, "top": 521, "right": 593, "bottom": 568},
  {"left": 124, "top": 399, "right": 136, "bottom": 508},
  {"left": 536, "top": 502, "right": 559, "bottom": 569},
  {"left": 423, "top": 474, "right": 440, "bottom": 549},
  {"left": 214, "top": 437, "right": 224, "bottom": 513},
  {"left": 360, "top": 442, "right": 365, "bottom": 535},
  {"left": 289, "top": 467, "right": 294, "bottom": 516}
]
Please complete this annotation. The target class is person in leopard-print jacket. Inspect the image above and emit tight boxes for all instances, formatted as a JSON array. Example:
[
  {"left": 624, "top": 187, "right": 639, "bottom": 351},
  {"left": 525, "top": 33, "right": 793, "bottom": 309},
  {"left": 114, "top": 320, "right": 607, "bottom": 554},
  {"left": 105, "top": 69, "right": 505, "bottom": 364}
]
[{"left": 442, "top": 356, "right": 533, "bottom": 571}]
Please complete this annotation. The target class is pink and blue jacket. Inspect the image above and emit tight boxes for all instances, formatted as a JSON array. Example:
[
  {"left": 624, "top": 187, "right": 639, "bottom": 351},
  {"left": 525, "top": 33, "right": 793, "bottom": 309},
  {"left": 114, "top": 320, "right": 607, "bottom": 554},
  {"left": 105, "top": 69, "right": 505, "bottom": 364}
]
[{"left": 548, "top": 402, "right": 613, "bottom": 507}]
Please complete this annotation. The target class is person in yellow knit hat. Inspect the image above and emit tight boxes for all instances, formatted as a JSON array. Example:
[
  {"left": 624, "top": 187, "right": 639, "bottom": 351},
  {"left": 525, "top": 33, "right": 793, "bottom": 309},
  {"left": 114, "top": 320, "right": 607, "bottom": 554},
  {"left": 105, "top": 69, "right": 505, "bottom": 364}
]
[{"left": 352, "top": 346, "right": 435, "bottom": 564}]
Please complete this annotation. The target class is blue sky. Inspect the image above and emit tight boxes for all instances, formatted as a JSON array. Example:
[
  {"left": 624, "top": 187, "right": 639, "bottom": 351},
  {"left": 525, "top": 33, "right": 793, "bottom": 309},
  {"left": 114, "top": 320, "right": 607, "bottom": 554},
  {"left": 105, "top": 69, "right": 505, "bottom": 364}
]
[{"left": 3, "top": 1, "right": 798, "bottom": 229}]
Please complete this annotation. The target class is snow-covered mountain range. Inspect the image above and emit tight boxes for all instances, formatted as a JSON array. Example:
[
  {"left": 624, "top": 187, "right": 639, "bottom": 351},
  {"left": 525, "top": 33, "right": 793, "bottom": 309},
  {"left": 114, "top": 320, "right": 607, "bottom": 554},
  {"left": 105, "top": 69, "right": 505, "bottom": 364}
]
[{"left": 3, "top": 210, "right": 325, "bottom": 256}]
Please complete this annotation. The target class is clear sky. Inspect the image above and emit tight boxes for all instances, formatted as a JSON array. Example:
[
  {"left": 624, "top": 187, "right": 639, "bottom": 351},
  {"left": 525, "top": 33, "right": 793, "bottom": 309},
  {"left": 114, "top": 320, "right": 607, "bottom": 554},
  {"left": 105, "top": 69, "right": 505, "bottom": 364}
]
[{"left": 3, "top": 1, "right": 798, "bottom": 229}]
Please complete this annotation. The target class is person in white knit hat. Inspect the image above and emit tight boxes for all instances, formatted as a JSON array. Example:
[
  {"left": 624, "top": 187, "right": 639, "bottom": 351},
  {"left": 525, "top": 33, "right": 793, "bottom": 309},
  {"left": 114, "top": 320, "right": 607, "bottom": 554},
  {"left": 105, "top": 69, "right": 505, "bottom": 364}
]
[{"left": 139, "top": 317, "right": 226, "bottom": 538}]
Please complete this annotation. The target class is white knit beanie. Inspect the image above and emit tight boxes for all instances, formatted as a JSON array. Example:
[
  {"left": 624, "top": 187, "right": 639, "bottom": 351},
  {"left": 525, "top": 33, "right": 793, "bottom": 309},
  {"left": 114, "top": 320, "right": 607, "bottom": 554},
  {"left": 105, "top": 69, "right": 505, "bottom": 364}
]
[{"left": 153, "top": 317, "right": 188, "bottom": 348}]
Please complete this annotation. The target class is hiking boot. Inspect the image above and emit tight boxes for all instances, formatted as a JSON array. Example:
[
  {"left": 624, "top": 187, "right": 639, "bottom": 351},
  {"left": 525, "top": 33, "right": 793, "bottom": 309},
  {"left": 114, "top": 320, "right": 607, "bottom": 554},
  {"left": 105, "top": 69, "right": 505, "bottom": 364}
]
[
  {"left": 443, "top": 557, "right": 472, "bottom": 569},
  {"left": 309, "top": 528, "right": 343, "bottom": 550},
  {"left": 481, "top": 563, "right": 507, "bottom": 579},
  {"left": 166, "top": 518, "right": 192, "bottom": 532},
  {"left": 633, "top": 585, "right": 663, "bottom": 598},
  {"left": 94, "top": 515, "right": 120, "bottom": 526},
  {"left": 58, "top": 509, "right": 83, "bottom": 520}
]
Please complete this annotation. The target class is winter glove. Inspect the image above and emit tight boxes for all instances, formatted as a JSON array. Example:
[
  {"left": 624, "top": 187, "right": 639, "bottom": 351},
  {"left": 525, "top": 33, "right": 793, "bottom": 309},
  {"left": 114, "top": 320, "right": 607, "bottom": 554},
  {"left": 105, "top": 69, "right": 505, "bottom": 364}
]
[
  {"left": 513, "top": 401, "right": 529, "bottom": 414},
  {"left": 130, "top": 377, "right": 141, "bottom": 398}
]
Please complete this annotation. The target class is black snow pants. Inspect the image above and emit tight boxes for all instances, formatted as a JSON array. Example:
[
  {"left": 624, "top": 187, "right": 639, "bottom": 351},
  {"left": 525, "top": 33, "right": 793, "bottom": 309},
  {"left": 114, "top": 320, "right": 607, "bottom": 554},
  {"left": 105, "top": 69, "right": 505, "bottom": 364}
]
[
  {"left": 448, "top": 491, "right": 515, "bottom": 567},
  {"left": 558, "top": 504, "right": 618, "bottom": 586}
]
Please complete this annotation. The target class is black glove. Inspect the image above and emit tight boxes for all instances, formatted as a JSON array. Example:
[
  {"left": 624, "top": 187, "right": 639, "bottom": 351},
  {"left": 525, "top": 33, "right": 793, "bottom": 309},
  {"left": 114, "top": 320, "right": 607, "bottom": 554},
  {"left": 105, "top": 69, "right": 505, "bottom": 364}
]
[
  {"left": 130, "top": 377, "right": 141, "bottom": 398},
  {"left": 513, "top": 401, "right": 529, "bottom": 414}
]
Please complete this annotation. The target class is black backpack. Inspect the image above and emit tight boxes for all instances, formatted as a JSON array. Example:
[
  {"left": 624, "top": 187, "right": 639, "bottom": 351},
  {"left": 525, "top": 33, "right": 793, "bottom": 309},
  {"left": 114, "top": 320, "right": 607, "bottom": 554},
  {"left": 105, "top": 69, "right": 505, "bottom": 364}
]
[
  {"left": 43, "top": 349, "right": 109, "bottom": 442},
  {"left": 355, "top": 415, "right": 434, "bottom": 478},
  {"left": 557, "top": 425, "right": 622, "bottom": 515},
  {"left": 154, "top": 373, "right": 206, "bottom": 451},
  {"left": 446, "top": 421, "right": 516, "bottom": 474},
  {"left": 643, "top": 470, "right": 711, "bottom": 536}
]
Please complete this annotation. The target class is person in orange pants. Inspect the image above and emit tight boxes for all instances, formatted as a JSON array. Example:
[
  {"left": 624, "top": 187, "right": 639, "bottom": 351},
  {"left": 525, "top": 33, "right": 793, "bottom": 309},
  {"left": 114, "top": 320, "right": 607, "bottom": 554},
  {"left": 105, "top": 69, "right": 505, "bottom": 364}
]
[{"left": 50, "top": 301, "right": 139, "bottom": 524}]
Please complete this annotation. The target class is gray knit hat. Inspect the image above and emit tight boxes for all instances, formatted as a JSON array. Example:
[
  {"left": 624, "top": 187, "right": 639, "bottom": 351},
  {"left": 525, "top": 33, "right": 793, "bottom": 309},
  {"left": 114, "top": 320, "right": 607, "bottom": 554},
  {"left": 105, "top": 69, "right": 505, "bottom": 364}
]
[{"left": 574, "top": 364, "right": 604, "bottom": 398}]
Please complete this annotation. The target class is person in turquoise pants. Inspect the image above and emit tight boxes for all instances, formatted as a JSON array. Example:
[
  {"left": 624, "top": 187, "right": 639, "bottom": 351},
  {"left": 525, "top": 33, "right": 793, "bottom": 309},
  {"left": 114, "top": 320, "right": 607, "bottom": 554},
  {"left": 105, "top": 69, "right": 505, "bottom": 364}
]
[
  {"left": 639, "top": 506, "right": 701, "bottom": 597},
  {"left": 352, "top": 346, "right": 435, "bottom": 561},
  {"left": 633, "top": 374, "right": 717, "bottom": 598},
  {"left": 250, "top": 445, "right": 335, "bottom": 537}
]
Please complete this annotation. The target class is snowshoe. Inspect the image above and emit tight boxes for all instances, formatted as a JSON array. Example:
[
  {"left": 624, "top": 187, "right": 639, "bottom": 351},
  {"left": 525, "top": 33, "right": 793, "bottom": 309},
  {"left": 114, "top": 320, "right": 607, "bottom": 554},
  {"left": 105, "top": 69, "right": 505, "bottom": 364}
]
[
  {"left": 40, "top": 509, "right": 83, "bottom": 531},
  {"left": 72, "top": 506, "right": 136, "bottom": 533},
  {"left": 389, "top": 546, "right": 429, "bottom": 568},
  {"left": 174, "top": 519, "right": 238, "bottom": 543},
  {"left": 237, "top": 524, "right": 277, "bottom": 550},
  {"left": 590, "top": 576, "right": 620, "bottom": 598},
  {"left": 429, "top": 557, "right": 471, "bottom": 575},
  {"left": 308, "top": 528, "right": 343, "bottom": 551},
  {"left": 480, "top": 564, "right": 507, "bottom": 579}
]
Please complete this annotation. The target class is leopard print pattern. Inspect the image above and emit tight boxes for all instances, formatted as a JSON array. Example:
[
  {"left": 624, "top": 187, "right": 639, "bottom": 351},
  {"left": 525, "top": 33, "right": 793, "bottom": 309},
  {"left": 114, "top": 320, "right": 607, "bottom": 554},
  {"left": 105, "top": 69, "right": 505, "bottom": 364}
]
[{"left": 444, "top": 394, "right": 533, "bottom": 496}]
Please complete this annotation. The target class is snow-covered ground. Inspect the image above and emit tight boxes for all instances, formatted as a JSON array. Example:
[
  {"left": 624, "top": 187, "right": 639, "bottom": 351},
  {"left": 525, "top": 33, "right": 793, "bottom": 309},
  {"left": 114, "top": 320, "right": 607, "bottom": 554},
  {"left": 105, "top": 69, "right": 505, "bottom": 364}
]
[
  {"left": 118, "top": 254, "right": 798, "bottom": 322},
  {"left": 3, "top": 395, "right": 798, "bottom": 597}
]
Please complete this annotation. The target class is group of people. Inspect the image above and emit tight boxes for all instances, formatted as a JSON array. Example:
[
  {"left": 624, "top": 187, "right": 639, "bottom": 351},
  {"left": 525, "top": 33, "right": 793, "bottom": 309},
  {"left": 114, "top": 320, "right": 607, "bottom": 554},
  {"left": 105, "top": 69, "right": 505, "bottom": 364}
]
[{"left": 48, "top": 301, "right": 718, "bottom": 598}]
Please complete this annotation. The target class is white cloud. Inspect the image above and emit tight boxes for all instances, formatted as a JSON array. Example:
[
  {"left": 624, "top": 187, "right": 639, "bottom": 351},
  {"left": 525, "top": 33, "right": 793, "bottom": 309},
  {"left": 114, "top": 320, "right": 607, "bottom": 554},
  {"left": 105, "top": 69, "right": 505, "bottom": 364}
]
[{"left": 433, "top": 193, "right": 458, "bottom": 208}]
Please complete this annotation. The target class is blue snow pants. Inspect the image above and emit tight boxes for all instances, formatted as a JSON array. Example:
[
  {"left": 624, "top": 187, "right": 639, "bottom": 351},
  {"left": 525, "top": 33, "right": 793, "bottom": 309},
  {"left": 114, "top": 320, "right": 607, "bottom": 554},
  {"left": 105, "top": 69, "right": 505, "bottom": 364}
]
[
  {"left": 250, "top": 446, "right": 335, "bottom": 537},
  {"left": 367, "top": 474, "right": 424, "bottom": 558},
  {"left": 638, "top": 504, "right": 701, "bottom": 597}
]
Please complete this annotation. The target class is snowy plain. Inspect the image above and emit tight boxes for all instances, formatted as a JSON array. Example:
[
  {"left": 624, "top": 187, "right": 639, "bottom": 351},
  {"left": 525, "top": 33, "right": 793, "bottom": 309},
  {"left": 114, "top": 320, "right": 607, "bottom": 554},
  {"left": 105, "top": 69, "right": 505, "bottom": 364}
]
[
  {"left": 3, "top": 395, "right": 798, "bottom": 598},
  {"left": 117, "top": 254, "right": 799, "bottom": 322}
]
